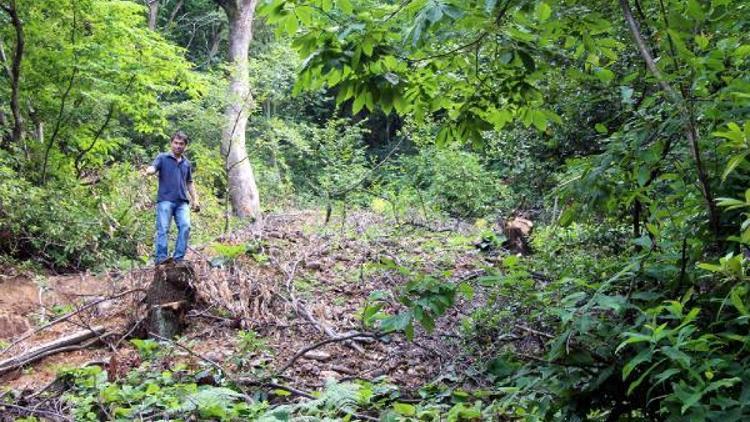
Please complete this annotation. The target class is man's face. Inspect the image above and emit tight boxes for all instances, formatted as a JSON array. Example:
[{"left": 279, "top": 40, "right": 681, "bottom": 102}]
[{"left": 170, "top": 138, "right": 187, "bottom": 156}]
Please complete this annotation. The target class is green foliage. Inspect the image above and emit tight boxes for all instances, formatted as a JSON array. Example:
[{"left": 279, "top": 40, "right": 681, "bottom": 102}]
[
  {"left": 60, "top": 365, "right": 265, "bottom": 421},
  {"left": 0, "top": 165, "right": 140, "bottom": 269},
  {"left": 391, "top": 145, "right": 508, "bottom": 218},
  {"left": 1, "top": 0, "right": 201, "bottom": 182},
  {"left": 130, "top": 339, "right": 161, "bottom": 360},
  {"left": 236, "top": 330, "right": 267, "bottom": 355},
  {"left": 363, "top": 260, "right": 473, "bottom": 340}
]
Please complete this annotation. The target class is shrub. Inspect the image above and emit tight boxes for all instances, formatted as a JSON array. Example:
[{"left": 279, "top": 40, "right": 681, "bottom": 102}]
[{"left": 394, "top": 146, "right": 508, "bottom": 218}]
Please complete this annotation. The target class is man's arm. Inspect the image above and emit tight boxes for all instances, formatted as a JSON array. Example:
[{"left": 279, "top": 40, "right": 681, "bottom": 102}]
[
  {"left": 188, "top": 182, "right": 200, "bottom": 211},
  {"left": 142, "top": 154, "right": 161, "bottom": 176}
]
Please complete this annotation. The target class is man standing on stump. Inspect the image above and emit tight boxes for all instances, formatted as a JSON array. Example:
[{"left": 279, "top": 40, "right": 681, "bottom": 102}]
[{"left": 143, "top": 131, "right": 200, "bottom": 265}]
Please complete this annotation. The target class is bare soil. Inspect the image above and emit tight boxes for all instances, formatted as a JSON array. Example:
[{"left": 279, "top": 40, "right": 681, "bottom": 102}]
[{"left": 1, "top": 210, "right": 505, "bottom": 401}]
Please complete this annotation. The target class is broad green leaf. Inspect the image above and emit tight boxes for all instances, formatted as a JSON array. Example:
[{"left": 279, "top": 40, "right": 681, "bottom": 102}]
[
  {"left": 722, "top": 153, "right": 748, "bottom": 181},
  {"left": 536, "top": 2, "right": 552, "bottom": 22},
  {"left": 730, "top": 287, "right": 749, "bottom": 316},
  {"left": 393, "top": 402, "right": 416, "bottom": 416},
  {"left": 622, "top": 348, "right": 652, "bottom": 380},
  {"left": 337, "top": 0, "right": 353, "bottom": 14},
  {"left": 594, "top": 67, "right": 615, "bottom": 84},
  {"left": 380, "top": 311, "right": 413, "bottom": 333},
  {"left": 352, "top": 92, "right": 366, "bottom": 114}
]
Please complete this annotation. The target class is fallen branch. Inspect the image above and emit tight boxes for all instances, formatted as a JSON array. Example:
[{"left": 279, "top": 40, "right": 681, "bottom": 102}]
[
  {"left": 275, "top": 332, "right": 381, "bottom": 376},
  {"left": 0, "top": 403, "right": 73, "bottom": 422},
  {"left": 278, "top": 251, "right": 367, "bottom": 353},
  {"left": 516, "top": 324, "right": 554, "bottom": 339},
  {"left": 0, "top": 326, "right": 105, "bottom": 376},
  {"left": 0, "top": 288, "right": 144, "bottom": 356},
  {"left": 238, "top": 378, "right": 315, "bottom": 399},
  {"left": 147, "top": 333, "right": 314, "bottom": 401}
]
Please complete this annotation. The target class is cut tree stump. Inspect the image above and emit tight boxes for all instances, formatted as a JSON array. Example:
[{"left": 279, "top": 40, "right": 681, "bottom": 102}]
[{"left": 142, "top": 262, "right": 196, "bottom": 340}]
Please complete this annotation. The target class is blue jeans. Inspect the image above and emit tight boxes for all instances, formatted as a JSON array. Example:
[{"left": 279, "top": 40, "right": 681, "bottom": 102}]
[{"left": 155, "top": 201, "right": 191, "bottom": 263}]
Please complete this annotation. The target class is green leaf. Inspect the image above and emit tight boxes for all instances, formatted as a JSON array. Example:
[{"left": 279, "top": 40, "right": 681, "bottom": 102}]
[
  {"left": 531, "top": 109, "right": 548, "bottom": 131},
  {"left": 337, "top": 0, "right": 353, "bottom": 14},
  {"left": 458, "top": 282, "right": 474, "bottom": 299},
  {"left": 616, "top": 333, "right": 652, "bottom": 354},
  {"left": 676, "top": 388, "right": 703, "bottom": 414},
  {"left": 352, "top": 91, "right": 366, "bottom": 114},
  {"left": 536, "top": 2, "right": 552, "bottom": 22},
  {"left": 716, "top": 197, "right": 747, "bottom": 210},
  {"left": 594, "top": 123, "right": 608, "bottom": 134},
  {"left": 730, "top": 287, "right": 749, "bottom": 316},
  {"left": 694, "top": 34, "right": 709, "bottom": 49},
  {"left": 594, "top": 67, "right": 615, "bottom": 84},
  {"left": 380, "top": 311, "right": 413, "bottom": 333},
  {"left": 622, "top": 348, "right": 652, "bottom": 380},
  {"left": 284, "top": 15, "right": 299, "bottom": 36},
  {"left": 637, "top": 166, "right": 650, "bottom": 187},
  {"left": 362, "top": 38, "right": 374, "bottom": 56},
  {"left": 558, "top": 206, "right": 576, "bottom": 227},
  {"left": 393, "top": 402, "right": 416, "bottom": 416},
  {"left": 686, "top": 0, "right": 705, "bottom": 20},
  {"left": 722, "top": 153, "right": 748, "bottom": 181}
]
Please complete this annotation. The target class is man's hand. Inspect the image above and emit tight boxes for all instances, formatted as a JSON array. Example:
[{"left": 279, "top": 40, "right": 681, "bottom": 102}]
[
  {"left": 141, "top": 165, "right": 156, "bottom": 177},
  {"left": 191, "top": 202, "right": 201, "bottom": 213}
]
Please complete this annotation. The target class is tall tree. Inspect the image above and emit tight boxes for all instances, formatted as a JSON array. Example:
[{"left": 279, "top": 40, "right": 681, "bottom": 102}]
[
  {"left": 0, "top": 0, "right": 25, "bottom": 148},
  {"left": 214, "top": 0, "right": 261, "bottom": 219}
]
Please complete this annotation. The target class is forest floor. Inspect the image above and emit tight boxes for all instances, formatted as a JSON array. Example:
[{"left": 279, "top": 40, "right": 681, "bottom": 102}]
[{"left": 0, "top": 210, "right": 526, "bottom": 419}]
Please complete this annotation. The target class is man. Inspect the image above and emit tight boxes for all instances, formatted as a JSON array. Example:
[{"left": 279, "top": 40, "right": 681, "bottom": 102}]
[{"left": 143, "top": 131, "right": 200, "bottom": 264}]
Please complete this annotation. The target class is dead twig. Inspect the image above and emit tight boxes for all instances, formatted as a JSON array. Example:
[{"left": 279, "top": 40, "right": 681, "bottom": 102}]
[
  {"left": 516, "top": 324, "right": 554, "bottom": 339},
  {"left": 276, "top": 247, "right": 368, "bottom": 353},
  {"left": 0, "top": 403, "right": 73, "bottom": 422},
  {"left": 238, "top": 378, "right": 315, "bottom": 400},
  {"left": 275, "top": 332, "right": 381, "bottom": 376}
]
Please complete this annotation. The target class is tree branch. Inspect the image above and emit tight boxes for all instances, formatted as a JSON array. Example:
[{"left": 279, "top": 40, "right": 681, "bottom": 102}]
[
  {"left": 620, "top": 0, "right": 720, "bottom": 238},
  {"left": 619, "top": 0, "right": 680, "bottom": 102}
]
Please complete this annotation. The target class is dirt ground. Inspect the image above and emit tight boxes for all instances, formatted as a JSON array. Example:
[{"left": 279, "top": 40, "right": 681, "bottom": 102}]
[{"left": 0, "top": 210, "right": 502, "bottom": 400}]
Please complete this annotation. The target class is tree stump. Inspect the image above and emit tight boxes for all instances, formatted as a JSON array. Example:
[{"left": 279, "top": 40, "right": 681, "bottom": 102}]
[{"left": 142, "top": 262, "right": 196, "bottom": 339}]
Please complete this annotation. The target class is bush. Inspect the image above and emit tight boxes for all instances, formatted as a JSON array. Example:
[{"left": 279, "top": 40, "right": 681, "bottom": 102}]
[
  {"left": 0, "top": 159, "right": 226, "bottom": 271},
  {"left": 393, "top": 146, "right": 509, "bottom": 218}
]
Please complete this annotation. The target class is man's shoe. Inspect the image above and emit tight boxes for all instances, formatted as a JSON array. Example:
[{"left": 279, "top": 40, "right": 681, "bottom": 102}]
[{"left": 157, "top": 257, "right": 174, "bottom": 266}]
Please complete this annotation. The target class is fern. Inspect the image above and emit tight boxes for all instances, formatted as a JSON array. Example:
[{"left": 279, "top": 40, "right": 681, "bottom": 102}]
[{"left": 258, "top": 380, "right": 363, "bottom": 420}]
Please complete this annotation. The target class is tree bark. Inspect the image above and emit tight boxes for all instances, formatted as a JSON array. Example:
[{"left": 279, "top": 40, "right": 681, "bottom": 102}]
[
  {"left": 215, "top": 0, "right": 261, "bottom": 220},
  {"left": 1, "top": 1, "right": 25, "bottom": 148},
  {"left": 147, "top": 0, "right": 159, "bottom": 30}
]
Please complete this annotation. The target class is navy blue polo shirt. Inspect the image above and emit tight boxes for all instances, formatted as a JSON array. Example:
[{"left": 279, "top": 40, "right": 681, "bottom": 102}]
[{"left": 152, "top": 153, "right": 193, "bottom": 203}]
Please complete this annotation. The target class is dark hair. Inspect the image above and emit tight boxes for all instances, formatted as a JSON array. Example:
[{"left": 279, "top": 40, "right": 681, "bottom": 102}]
[{"left": 171, "top": 130, "right": 189, "bottom": 144}]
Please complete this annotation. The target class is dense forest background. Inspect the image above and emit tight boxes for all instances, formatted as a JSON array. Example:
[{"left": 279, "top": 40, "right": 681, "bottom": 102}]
[{"left": 1, "top": 0, "right": 750, "bottom": 420}]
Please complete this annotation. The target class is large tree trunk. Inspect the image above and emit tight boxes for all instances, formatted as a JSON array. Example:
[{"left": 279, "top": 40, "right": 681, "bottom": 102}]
[
  {"left": 216, "top": 0, "right": 261, "bottom": 219},
  {"left": 147, "top": 0, "right": 159, "bottom": 30}
]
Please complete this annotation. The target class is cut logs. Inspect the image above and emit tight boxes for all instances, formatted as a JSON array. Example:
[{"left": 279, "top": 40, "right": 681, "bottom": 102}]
[{"left": 141, "top": 262, "right": 196, "bottom": 339}]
